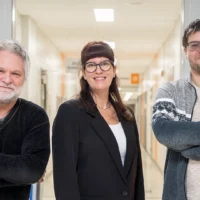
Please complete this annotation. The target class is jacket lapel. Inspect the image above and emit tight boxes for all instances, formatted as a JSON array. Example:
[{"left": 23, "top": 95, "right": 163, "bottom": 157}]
[
  {"left": 120, "top": 117, "right": 136, "bottom": 178},
  {"left": 83, "top": 94, "right": 136, "bottom": 182},
  {"left": 90, "top": 112, "right": 127, "bottom": 184}
]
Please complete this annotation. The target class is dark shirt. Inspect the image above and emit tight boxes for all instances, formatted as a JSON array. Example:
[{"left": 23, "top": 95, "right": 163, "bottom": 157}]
[
  {"left": 0, "top": 98, "right": 50, "bottom": 200},
  {"left": 0, "top": 116, "right": 5, "bottom": 124}
]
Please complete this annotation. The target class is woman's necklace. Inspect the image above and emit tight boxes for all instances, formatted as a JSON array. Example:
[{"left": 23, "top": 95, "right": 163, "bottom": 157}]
[{"left": 96, "top": 103, "right": 111, "bottom": 110}]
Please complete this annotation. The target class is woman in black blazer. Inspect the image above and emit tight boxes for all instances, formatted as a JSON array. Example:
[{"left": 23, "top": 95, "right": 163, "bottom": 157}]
[{"left": 52, "top": 41, "right": 145, "bottom": 200}]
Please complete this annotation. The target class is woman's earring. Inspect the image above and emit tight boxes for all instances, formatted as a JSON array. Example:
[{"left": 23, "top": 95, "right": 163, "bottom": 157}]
[
  {"left": 84, "top": 77, "right": 87, "bottom": 80},
  {"left": 113, "top": 75, "right": 116, "bottom": 78}
]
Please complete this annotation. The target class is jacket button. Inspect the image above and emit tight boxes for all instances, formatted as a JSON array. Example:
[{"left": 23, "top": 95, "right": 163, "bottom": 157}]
[{"left": 122, "top": 191, "right": 128, "bottom": 196}]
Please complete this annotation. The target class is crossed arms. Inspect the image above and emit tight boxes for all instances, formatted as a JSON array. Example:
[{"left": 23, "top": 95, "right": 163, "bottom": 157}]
[
  {"left": 0, "top": 110, "right": 50, "bottom": 187},
  {"left": 152, "top": 85, "right": 200, "bottom": 161}
]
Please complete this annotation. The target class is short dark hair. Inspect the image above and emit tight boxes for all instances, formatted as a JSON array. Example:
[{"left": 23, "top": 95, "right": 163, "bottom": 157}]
[
  {"left": 182, "top": 19, "right": 200, "bottom": 48},
  {"left": 81, "top": 41, "right": 114, "bottom": 65}
]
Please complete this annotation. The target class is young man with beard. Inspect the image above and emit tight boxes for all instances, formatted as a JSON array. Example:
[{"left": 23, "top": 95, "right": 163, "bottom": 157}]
[
  {"left": 0, "top": 40, "right": 50, "bottom": 200},
  {"left": 152, "top": 19, "right": 200, "bottom": 200}
]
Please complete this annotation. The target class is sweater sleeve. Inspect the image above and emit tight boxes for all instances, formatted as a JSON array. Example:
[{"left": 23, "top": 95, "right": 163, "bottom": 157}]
[
  {"left": 181, "top": 146, "right": 200, "bottom": 161},
  {"left": 0, "top": 108, "right": 50, "bottom": 185},
  {"left": 0, "top": 179, "right": 23, "bottom": 187},
  {"left": 152, "top": 83, "right": 200, "bottom": 151},
  {"left": 52, "top": 102, "right": 81, "bottom": 200}
]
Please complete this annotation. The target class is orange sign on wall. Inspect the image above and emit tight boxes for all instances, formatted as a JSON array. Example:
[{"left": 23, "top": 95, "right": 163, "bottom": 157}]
[{"left": 131, "top": 73, "right": 140, "bottom": 84}]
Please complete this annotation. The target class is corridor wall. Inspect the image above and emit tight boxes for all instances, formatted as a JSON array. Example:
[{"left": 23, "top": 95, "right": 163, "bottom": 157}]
[{"left": 138, "top": 17, "right": 182, "bottom": 170}]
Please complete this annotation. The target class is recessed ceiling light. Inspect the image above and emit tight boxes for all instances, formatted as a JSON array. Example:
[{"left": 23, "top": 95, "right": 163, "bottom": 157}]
[
  {"left": 103, "top": 41, "right": 115, "bottom": 49},
  {"left": 94, "top": 9, "right": 114, "bottom": 22}
]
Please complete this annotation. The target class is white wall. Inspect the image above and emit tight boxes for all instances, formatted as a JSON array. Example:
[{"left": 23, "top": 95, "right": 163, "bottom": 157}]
[
  {"left": 155, "top": 18, "right": 181, "bottom": 170},
  {"left": 16, "top": 12, "right": 62, "bottom": 122},
  {"left": 138, "top": 17, "right": 182, "bottom": 170},
  {"left": 15, "top": 12, "right": 63, "bottom": 181}
]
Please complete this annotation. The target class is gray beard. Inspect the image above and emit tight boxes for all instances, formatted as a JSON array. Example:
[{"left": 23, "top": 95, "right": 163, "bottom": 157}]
[
  {"left": 0, "top": 95, "right": 19, "bottom": 104},
  {"left": 0, "top": 88, "right": 22, "bottom": 104}
]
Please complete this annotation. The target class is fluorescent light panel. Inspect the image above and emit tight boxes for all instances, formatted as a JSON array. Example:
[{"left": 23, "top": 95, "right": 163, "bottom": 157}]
[{"left": 94, "top": 9, "right": 114, "bottom": 22}]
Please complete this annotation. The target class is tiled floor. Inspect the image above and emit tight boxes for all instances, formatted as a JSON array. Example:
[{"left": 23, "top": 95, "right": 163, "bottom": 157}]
[
  {"left": 42, "top": 175, "right": 55, "bottom": 200},
  {"left": 141, "top": 147, "right": 163, "bottom": 200},
  {"left": 41, "top": 146, "right": 163, "bottom": 200}
]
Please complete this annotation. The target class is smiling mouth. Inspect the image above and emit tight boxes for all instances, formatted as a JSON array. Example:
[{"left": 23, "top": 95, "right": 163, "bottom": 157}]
[
  {"left": 94, "top": 77, "right": 106, "bottom": 80},
  {"left": 0, "top": 86, "right": 14, "bottom": 91}
]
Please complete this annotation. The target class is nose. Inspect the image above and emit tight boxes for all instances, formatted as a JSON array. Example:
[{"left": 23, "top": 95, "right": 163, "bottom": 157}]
[
  {"left": 197, "top": 44, "right": 200, "bottom": 51},
  {"left": 2, "top": 73, "right": 12, "bottom": 85},
  {"left": 95, "top": 65, "right": 103, "bottom": 73}
]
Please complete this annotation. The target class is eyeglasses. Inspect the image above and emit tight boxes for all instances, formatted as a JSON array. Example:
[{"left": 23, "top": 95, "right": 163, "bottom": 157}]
[
  {"left": 83, "top": 60, "right": 114, "bottom": 73},
  {"left": 187, "top": 41, "right": 200, "bottom": 51}
]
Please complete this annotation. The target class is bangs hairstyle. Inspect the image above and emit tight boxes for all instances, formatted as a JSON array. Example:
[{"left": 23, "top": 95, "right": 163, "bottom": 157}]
[
  {"left": 78, "top": 41, "right": 134, "bottom": 122},
  {"left": 81, "top": 41, "right": 114, "bottom": 65}
]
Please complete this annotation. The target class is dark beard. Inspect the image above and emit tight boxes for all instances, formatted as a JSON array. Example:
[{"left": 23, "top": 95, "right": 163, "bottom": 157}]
[{"left": 190, "top": 62, "right": 200, "bottom": 74}]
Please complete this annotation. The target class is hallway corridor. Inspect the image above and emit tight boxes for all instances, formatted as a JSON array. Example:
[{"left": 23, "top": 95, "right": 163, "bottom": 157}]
[
  {"left": 141, "top": 147, "right": 163, "bottom": 200},
  {"left": 42, "top": 146, "right": 163, "bottom": 200}
]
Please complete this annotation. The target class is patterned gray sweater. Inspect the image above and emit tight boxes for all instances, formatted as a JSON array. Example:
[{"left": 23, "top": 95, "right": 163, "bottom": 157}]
[{"left": 152, "top": 76, "right": 200, "bottom": 200}]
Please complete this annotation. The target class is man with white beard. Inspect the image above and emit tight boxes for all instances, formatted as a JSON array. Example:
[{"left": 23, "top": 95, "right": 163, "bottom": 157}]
[{"left": 0, "top": 40, "right": 50, "bottom": 200}]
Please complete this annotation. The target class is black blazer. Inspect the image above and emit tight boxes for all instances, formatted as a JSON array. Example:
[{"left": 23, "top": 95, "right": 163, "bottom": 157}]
[{"left": 52, "top": 98, "right": 144, "bottom": 200}]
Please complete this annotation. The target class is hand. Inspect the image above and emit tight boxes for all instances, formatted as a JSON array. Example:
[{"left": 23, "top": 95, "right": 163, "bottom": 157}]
[
  {"left": 181, "top": 146, "right": 200, "bottom": 161},
  {"left": 37, "top": 170, "right": 46, "bottom": 183}
]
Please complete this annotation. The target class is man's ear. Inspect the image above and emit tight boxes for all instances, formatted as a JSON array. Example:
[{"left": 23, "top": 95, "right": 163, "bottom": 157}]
[{"left": 184, "top": 47, "right": 188, "bottom": 59}]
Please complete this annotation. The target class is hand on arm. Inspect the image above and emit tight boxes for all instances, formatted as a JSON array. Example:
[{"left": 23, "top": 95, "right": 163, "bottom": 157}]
[
  {"left": 37, "top": 170, "right": 46, "bottom": 183},
  {"left": 181, "top": 146, "right": 200, "bottom": 161}
]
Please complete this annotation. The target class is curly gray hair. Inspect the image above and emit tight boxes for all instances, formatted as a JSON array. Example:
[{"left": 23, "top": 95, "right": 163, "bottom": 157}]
[{"left": 0, "top": 40, "right": 30, "bottom": 80}]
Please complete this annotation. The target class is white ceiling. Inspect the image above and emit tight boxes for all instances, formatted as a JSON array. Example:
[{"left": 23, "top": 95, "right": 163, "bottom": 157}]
[{"left": 16, "top": 0, "right": 181, "bottom": 101}]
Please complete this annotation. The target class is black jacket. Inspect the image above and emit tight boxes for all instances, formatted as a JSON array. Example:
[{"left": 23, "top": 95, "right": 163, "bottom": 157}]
[
  {"left": 52, "top": 98, "right": 144, "bottom": 200},
  {"left": 0, "top": 98, "right": 50, "bottom": 200}
]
